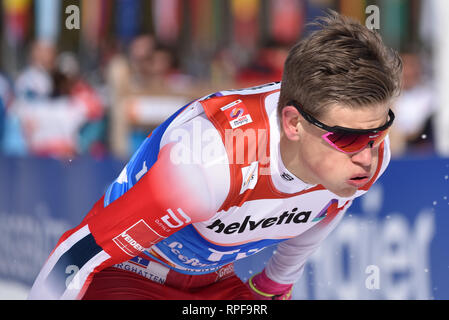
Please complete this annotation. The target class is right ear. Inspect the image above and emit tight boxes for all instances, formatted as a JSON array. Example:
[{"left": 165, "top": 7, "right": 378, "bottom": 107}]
[{"left": 281, "top": 106, "right": 302, "bottom": 141}]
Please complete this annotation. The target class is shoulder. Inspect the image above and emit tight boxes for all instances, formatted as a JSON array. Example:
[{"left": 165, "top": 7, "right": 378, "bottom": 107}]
[
  {"left": 157, "top": 102, "right": 231, "bottom": 213},
  {"left": 206, "top": 82, "right": 281, "bottom": 98}
]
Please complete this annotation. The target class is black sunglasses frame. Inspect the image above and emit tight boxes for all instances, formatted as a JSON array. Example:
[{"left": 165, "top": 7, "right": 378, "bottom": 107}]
[{"left": 288, "top": 101, "right": 395, "bottom": 134}]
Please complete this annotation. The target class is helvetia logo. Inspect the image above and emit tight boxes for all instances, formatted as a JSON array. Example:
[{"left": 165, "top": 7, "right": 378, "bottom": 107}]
[{"left": 206, "top": 208, "right": 312, "bottom": 234}]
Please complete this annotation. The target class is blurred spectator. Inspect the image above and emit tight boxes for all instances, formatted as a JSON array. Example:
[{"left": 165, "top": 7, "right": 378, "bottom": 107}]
[
  {"left": 3, "top": 40, "right": 57, "bottom": 157},
  {"left": 5, "top": 47, "right": 107, "bottom": 159},
  {"left": 389, "top": 52, "right": 437, "bottom": 157},
  {"left": 53, "top": 52, "right": 107, "bottom": 158},
  {"left": 15, "top": 40, "right": 56, "bottom": 100},
  {"left": 147, "top": 45, "right": 177, "bottom": 91},
  {"left": 2, "top": 40, "right": 58, "bottom": 157},
  {"left": 105, "top": 34, "right": 156, "bottom": 159},
  {"left": 106, "top": 34, "right": 192, "bottom": 158},
  {"left": 127, "top": 34, "right": 156, "bottom": 92},
  {"left": 0, "top": 0, "right": 440, "bottom": 162}
]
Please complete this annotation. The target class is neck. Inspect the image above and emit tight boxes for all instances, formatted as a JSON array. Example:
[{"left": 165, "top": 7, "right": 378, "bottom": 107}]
[{"left": 279, "top": 131, "right": 316, "bottom": 185}]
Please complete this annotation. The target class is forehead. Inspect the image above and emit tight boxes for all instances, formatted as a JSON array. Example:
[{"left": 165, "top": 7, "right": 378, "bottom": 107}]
[{"left": 318, "top": 103, "right": 391, "bottom": 130}]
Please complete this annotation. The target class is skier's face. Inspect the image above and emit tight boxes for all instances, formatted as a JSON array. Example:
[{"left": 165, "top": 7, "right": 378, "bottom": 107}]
[{"left": 281, "top": 102, "right": 391, "bottom": 197}]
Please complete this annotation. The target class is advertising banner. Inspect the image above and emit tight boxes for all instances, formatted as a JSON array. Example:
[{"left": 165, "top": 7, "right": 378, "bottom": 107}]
[{"left": 0, "top": 155, "right": 448, "bottom": 299}]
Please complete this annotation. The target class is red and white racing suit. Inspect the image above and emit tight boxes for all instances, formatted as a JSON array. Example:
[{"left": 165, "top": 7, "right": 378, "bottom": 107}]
[{"left": 27, "top": 82, "right": 390, "bottom": 299}]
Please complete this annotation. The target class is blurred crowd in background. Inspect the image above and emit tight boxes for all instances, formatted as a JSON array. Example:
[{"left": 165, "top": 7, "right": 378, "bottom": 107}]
[{"left": 0, "top": 0, "right": 441, "bottom": 160}]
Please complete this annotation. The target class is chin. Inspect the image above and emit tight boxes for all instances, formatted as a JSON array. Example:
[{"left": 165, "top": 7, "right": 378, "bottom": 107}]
[{"left": 328, "top": 185, "right": 357, "bottom": 198}]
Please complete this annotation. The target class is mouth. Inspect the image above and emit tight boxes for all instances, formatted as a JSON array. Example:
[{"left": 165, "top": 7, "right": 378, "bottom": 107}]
[{"left": 346, "top": 174, "right": 371, "bottom": 187}]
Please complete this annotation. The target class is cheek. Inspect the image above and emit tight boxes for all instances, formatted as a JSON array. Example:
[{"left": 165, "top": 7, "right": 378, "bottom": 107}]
[
  {"left": 369, "top": 148, "right": 380, "bottom": 172},
  {"left": 299, "top": 133, "right": 347, "bottom": 180},
  {"left": 311, "top": 150, "right": 348, "bottom": 181}
]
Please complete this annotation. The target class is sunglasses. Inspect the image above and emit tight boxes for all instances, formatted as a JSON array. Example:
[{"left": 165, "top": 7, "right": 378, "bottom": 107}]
[{"left": 289, "top": 101, "right": 395, "bottom": 154}]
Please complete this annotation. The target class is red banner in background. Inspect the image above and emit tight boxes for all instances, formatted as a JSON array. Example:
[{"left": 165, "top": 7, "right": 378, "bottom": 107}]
[
  {"left": 81, "top": 0, "right": 112, "bottom": 48},
  {"left": 269, "top": 0, "right": 305, "bottom": 44},
  {"left": 231, "top": 0, "right": 260, "bottom": 48},
  {"left": 2, "top": 0, "right": 31, "bottom": 47},
  {"left": 153, "top": 0, "right": 181, "bottom": 45}
]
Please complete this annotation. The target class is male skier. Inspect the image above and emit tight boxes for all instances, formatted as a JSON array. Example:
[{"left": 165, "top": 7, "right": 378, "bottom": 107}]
[{"left": 28, "top": 12, "right": 401, "bottom": 300}]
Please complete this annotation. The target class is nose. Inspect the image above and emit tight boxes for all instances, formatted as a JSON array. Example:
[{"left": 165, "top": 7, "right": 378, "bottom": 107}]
[{"left": 350, "top": 144, "right": 374, "bottom": 167}]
